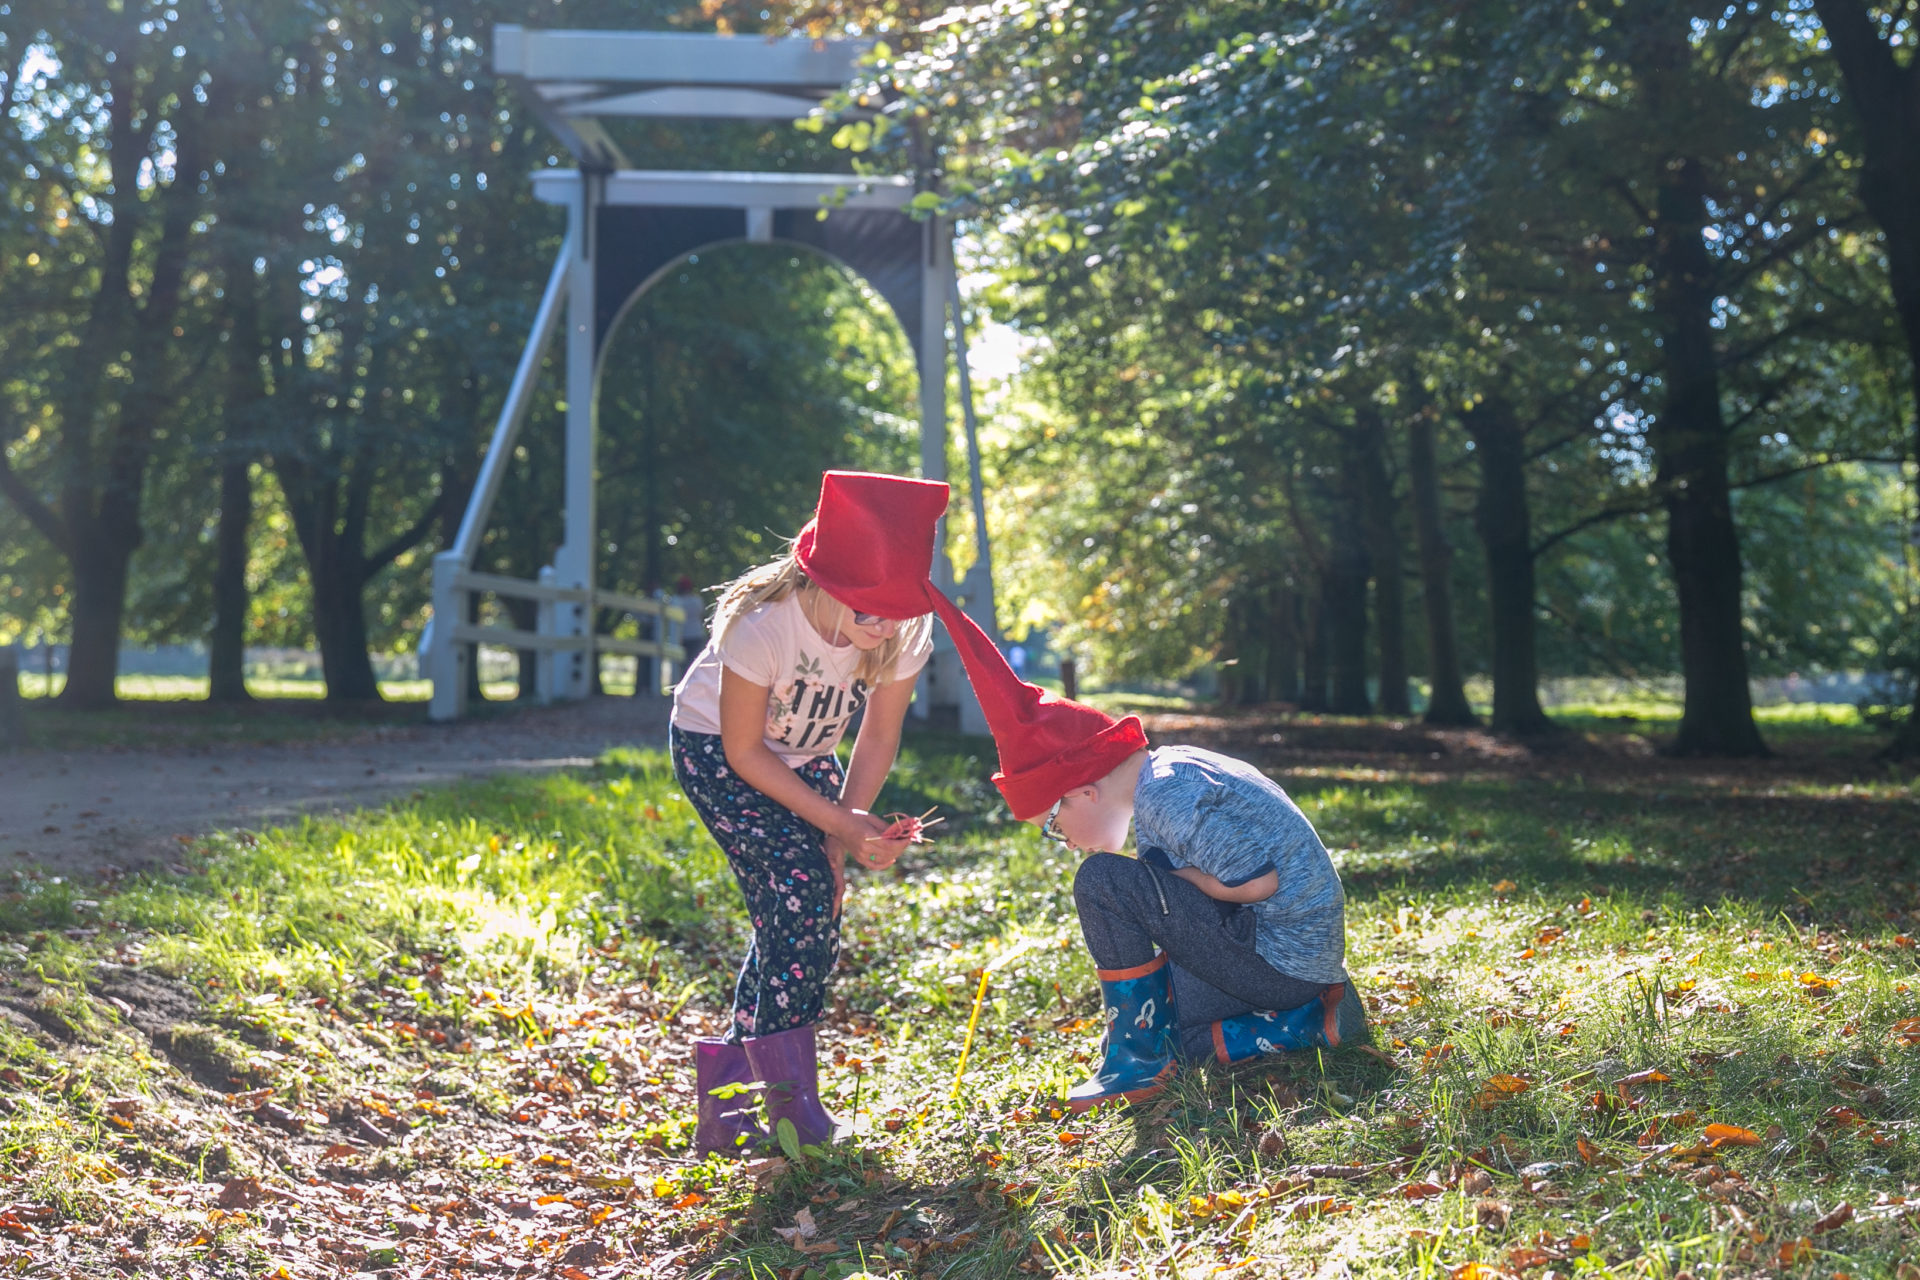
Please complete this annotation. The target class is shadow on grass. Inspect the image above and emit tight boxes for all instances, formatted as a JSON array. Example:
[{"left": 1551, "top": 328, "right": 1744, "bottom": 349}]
[
  {"left": 694, "top": 1047, "right": 1402, "bottom": 1279},
  {"left": 1284, "top": 775, "right": 1920, "bottom": 930}
]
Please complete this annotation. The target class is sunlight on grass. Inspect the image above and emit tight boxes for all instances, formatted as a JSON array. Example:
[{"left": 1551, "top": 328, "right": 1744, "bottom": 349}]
[
  {"left": 15, "top": 673, "right": 523, "bottom": 701},
  {"left": 0, "top": 734, "right": 1912, "bottom": 1275}
]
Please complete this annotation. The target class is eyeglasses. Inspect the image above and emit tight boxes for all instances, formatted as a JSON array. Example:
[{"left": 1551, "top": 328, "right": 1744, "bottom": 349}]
[
  {"left": 851, "top": 611, "right": 893, "bottom": 627},
  {"left": 1039, "top": 795, "right": 1068, "bottom": 845}
]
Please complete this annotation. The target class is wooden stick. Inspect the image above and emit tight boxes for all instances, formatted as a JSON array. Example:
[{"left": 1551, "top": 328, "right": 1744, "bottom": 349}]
[{"left": 950, "top": 969, "right": 992, "bottom": 1100}]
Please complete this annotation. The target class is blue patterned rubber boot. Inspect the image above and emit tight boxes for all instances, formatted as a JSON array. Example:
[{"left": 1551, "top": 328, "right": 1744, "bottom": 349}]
[
  {"left": 1066, "top": 953, "right": 1179, "bottom": 1113},
  {"left": 1210, "top": 981, "right": 1368, "bottom": 1064}
]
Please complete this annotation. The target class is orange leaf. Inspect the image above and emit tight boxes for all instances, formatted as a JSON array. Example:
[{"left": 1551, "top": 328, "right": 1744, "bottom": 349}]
[
  {"left": 1703, "top": 1123, "right": 1760, "bottom": 1148},
  {"left": 1486, "top": 1074, "right": 1531, "bottom": 1094},
  {"left": 1450, "top": 1264, "right": 1515, "bottom": 1280},
  {"left": 1056, "top": 1133, "right": 1083, "bottom": 1146},
  {"left": 1615, "top": 1069, "right": 1671, "bottom": 1087},
  {"left": 1394, "top": 1181, "right": 1446, "bottom": 1201},
  {"left": 1506, "top": 1246, "right": 1560, "bottom": 1270},
  {"left": 670, "top": 1192, "right": 706, "bottom": 1211},
  {"left": 1777, "top": 1237, "right": 1813, "bottom": 1265},
  {"left": 1574, "top": 1136, "right": 1619, "bottom": 1168}
]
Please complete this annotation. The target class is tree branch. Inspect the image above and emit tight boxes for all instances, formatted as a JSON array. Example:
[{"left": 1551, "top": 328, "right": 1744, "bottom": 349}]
[
  {"left": 1531, "top": 493, "right": 1658, "bottom": 558},
  {"left": 0, "top": 449, "right": 70, "bottom": 555},
  {"left": 365, "top": 487, "right": 449, "bottom": 578},
  {"left": 1728, "top": 454, "right": 1903, "bottom": 491}
]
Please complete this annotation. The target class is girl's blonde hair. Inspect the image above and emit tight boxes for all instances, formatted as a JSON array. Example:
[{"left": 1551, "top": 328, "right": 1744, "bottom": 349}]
[{"left": 709, "top": 544, "right": 932, "bottom": 687}]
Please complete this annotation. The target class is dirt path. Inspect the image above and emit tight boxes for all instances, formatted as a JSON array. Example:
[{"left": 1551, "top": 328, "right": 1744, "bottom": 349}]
[{"left": 0, "top": 696, "right": 671, "bottom": 878}]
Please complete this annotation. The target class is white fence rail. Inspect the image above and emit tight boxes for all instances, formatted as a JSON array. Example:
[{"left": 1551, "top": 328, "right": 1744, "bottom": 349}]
[{"left": 427, "top": 562, "right": 688, "bottom": 722}]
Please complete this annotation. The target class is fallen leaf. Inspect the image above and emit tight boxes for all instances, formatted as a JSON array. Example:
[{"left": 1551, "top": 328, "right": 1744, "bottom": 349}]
[
  {"left": 215, "top": 1178, "right": 263, "bottom": 1210},
  {"left": 1703, "top": 1123, "right": 1760, "bottom": 1148},
  {"left": 1615, "top": 1069, "right": 1671, "bottom": 1087},
  {"left": 1474, "top": 1074, "right": 1530, "bottom": 1108},
  {"left": 1574, "top": 1136, "right": 1618, "bottom": 1168},
  {"left": 1394, "top": 1181, "right": 1446, "bottom": 1201},
  {"left": 774, "top": 1206, "right": 819, "bottom": 1245},
  {"left": 1450, "top": 1263, "right": 1515, "bottom": 1280},
  {"left": 1777, "top": 1237, "right": 1813, "bottom": 1265},
  {"left": 1506, "top": 1246, "right": 1561, "bottom": 1269},
  {"left": 1811, "top": 1201, "right": 1854, "bottom": 1234},
  {"left": 1477, "top": 1199, "right": 1513, "bottom": 1230}
]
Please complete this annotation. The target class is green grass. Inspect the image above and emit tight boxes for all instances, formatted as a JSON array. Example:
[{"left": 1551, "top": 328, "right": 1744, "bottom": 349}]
[
  {"left": 0, "top": 730, "right": 1913, "bottom": 1276},
  {"left": 1547, "top": 698, "right": 1883, "bottom": 735},
  {"left": 15, "top": 672, "right": 523, "bottom": 702}
]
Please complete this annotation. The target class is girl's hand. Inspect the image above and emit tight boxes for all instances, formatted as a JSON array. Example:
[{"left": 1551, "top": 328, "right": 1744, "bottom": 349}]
[
  {"left": 843, "top": 809, "right": 911, "bottom": 868},
  {"left": 827, "top": 810, "right": 909, "bottom": 910}
]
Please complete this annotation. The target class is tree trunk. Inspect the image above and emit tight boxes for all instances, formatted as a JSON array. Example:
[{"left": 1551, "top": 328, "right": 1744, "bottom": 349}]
[
  {"left": 1464, "top": 398, "right": 1554, "bottom": 734},
  {"left": 208, "top": 458, "right": 253, "bottom": 703},
  {"left": 309, "top": 559, "right": 382, "bottom": 702},
  {"left": 1300, "top": 576, "right": 1329, "bottom": 713},
  {"left": 1267, "top": 583, "right": 1301, "bottom": 704},
  {"left": 1325, "top": 503, "right": 1372, "bottom": 715},
  {"left": 280, "top": 453, "right": 384, "bottom": 704},
  {"left": 55, "top": 66, "right": 214, "bottom": 710},
  {"left": 1814, "top": 0, "right": 1920, "bottom": 758},
  {"left": 60, "top": 540, "right": 132, "bottom": 710},
  {"left": 0, "top": 646, "right": 19, "bottom": 747},
  {"left": 1353, "top": 408, "right": 1409, "bottom": 715},
  {"left": 1650, "top": 159, "right": 1767, "bottom": 758},
  {"left": 1408, "top": 412, "right": 1476, "bottom": 725}
]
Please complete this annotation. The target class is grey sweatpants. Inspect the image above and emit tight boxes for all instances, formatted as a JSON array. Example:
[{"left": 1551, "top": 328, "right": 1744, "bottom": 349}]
[{"left": 1072, "top": 850, "right": 1331, "bottom": 1060}]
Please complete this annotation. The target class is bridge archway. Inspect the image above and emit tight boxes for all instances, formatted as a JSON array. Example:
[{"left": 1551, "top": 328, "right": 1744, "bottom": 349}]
[{"left": 592, "top": 237, "right": 923, "bottom": 607}]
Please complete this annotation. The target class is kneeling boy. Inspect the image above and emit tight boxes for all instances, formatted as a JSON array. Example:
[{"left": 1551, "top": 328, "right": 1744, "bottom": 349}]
[{"left": 924, "top": 589, "right": 1367, "bottom": 1111}]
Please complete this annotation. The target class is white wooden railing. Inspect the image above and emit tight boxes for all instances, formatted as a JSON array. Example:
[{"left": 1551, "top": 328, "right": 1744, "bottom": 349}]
[{"left": 426, "top": 564, "right": 687, "bottom": 721}]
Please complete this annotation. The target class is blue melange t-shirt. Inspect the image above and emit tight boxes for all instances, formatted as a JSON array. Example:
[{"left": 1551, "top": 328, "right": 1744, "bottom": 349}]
[{"left": 1130, "top": 744, "right": 1348, "bottom": 985}]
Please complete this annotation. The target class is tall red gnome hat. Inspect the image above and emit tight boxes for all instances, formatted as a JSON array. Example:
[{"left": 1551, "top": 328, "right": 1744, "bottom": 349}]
[
  {"left": 794, "top": 471, "right": 951, "bottom": 620},
  {"left": 922, "top": 586, "right": 1147, "bottom": 821}
]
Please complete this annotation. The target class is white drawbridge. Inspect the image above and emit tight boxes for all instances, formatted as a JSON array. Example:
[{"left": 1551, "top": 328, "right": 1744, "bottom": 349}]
[{"left": 425, "top": 27, "right": 999, "bottom": 729}]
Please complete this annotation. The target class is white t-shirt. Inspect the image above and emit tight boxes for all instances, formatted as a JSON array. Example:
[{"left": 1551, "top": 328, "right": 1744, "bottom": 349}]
[{"left": 670, "top": 595, "right": 932, "bottom": 766}]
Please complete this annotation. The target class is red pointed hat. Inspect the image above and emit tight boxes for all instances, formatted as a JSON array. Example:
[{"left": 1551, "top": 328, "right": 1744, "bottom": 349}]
[
  {"left": 922, "top": 585, "right": 1147, "bottom": 821},
  {"left": 795, "top": 471, "right": 951, "bottom": 619}
]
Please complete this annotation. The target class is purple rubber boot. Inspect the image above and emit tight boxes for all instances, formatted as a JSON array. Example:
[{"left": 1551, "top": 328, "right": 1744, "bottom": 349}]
[
  {"left": 693, "top": 1038, "right": 766, "bottom": 1158},
  {"left": 742, "top": 1025, "right": 839, "bottom": 1150}
]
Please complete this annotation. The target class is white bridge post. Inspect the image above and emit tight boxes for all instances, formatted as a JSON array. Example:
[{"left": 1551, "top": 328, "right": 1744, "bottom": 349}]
[
  {"left": 428, "top": 554, "right": 470, "bottom": 721},
  {"left": 552, "top": 172, "right": 600, "bottom": 700}
]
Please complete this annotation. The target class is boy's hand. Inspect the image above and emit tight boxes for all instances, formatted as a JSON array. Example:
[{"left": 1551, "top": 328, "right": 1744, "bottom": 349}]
[{"left": 1170, "top": 865, "right": 1280, "bottom": 904}]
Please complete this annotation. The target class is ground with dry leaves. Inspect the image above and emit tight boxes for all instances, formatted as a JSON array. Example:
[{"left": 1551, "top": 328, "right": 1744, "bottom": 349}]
[{"left": 0, "top": 704, "right": 1911, "bottom": 1279}]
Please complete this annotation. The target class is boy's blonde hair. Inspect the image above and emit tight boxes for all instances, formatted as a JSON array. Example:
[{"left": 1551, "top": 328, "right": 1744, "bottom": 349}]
[{"left": 710, "top": 544, "right": 931, "bottom": 688}]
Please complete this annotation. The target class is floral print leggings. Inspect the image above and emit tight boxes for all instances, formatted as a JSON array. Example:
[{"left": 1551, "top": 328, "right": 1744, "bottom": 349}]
[{"left": 671, "top": 727, "right": 844, "bottom": 1042}]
